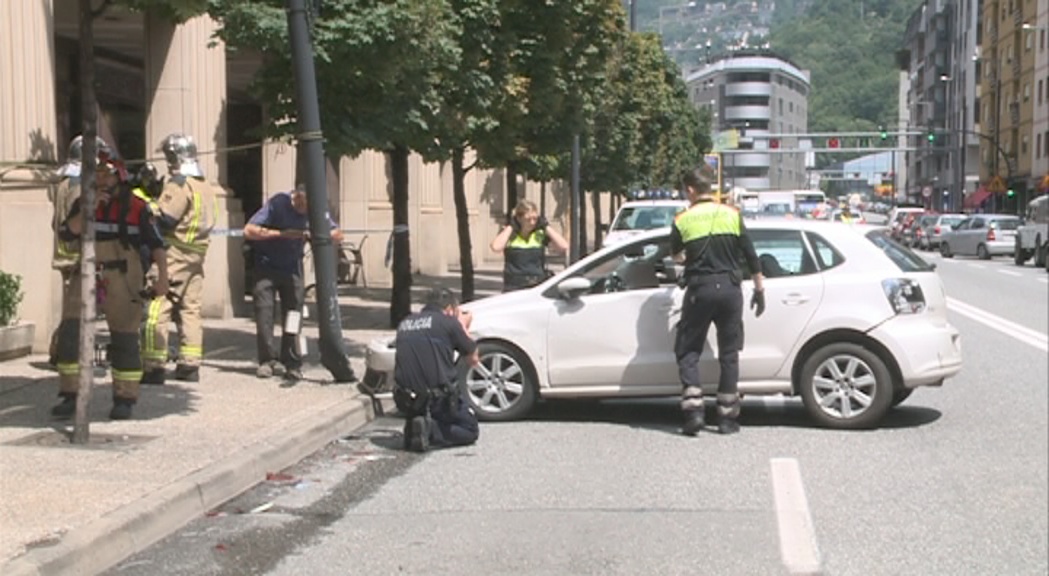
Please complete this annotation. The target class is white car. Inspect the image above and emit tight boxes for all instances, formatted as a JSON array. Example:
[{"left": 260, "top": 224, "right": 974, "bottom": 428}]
[
  {"left": 366, "top": 220, "right": 963, "bottom": 429},
  {"left": 602, "top": 199, "right": 688, "bottom": 248}
]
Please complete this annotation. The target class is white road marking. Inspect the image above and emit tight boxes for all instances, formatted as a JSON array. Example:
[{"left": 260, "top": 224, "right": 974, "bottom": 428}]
[
  {"left": 947, "top": 297, "right": 1049, "bottom": 353},
  {"left": 1039, "top": 278, "right": 1048, "bottom": 284},
  {"left": 997, "top": 269, "right": 1022, "bottom": 277},
  {"left": 771, "top": 458, "right": 823, "bottom": 575},
  {"left": 965, "top": 263, "right": 985, "bottom": 269}
]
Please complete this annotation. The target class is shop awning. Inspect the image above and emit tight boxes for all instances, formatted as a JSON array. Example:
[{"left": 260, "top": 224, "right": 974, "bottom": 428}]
[{"left": 963, "top": 186, "right": 993, "bottom": 209}]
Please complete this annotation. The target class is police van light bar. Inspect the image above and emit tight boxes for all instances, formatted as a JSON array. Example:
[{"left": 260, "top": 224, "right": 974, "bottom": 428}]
[{"left": 627, "top": 189, "right": 683, "bottom": 201}]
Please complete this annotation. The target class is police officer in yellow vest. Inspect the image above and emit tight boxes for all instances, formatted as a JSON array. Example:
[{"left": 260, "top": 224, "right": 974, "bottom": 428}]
[
  {"left": 671, "top": 165, "right": 766, "bottom": 436},
  {"left": 141, "top": 134, "right": 217, "bottom": 385},
  {"left": 490, "top": 199, "right": 569, "bottom": 292},
  {"left": 49, "top": 136, "right": 111, "bottom": 367}
]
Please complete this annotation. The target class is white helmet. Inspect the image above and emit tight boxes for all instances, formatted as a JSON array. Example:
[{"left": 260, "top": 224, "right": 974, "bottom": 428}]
[
  {"left": 57, "top": 135, "right": 111, "bottom": 178},
  {"left": 158, "top": 133, "right": 203, "bottom": 178}
]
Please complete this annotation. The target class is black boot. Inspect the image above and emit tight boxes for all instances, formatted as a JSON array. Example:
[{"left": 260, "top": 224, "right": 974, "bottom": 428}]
[
  {"left": 174, "top": 365, "right": 199, "bottom": 382},
  {"left": 109, "top": 398, "right": 135, "bottom": 420},
  {"left": 408, "top": 416, "right": 430, "bottom": 453},
  {"left": 140, "top": 368, "right": 166, "bottom": 386},
  {"left": 51, "top": 393, "right": 77, "bottom": 419},
  {"left": 682, "top": 410, "right": 705, "bottom": 436},
  {"left": 718, "top": 417, "right": 740, "bottom": 435}
]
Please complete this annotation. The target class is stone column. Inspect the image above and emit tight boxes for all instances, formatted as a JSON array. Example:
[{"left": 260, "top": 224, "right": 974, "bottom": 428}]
[
  {"left": 144, "top": 12, "right": 244, "bottom": 318},
  {"left": 0, "top": 0, "right": 60, "bottom": 352}
]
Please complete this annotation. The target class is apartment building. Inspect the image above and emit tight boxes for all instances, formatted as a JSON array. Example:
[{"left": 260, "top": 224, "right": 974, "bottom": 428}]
[
  {"left": 979, "top": 0, "right": 1041, "bottom": 208},
  {"left": 1032, "top": 0, "right": 1048, "bottom": 194},
  {"left": 0, "top": 1, "right": 567, "bottom": 352},
  {"left": 685, "top": 50, "right": 811, "bottom": 191}
]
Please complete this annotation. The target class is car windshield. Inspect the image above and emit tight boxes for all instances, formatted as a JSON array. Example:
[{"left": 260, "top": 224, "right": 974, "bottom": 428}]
[
  {"left": 941, "top": 216, "right": 964, "bottom": 227},
  {"left": 865, "top": 230, "right": 936, "bottom": 272},
  {"left": 991, "top": 218, "right": 1021, "bottom": 231},
  {"left": 612, "top": 206, "right": 683, "bottom": 231}
]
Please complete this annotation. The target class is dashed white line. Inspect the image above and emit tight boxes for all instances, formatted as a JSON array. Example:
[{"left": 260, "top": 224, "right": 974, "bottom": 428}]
[
  {"left": 997, "top": 269, "right": 1022, "bottom": 277},
  {"left": 771, "top": 458, "right": 823, "bottom": 575},
  {"left": 947, "top": 297, "right": 1049, "bottom": 352}
]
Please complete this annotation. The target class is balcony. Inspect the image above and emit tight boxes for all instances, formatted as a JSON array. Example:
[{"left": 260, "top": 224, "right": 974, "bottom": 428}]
[
  {"left": 724, "top": 82, "right": 772, "bottom": 97},
  {"left": 724, "top": 105, "right": 771, "bottom": 122}
]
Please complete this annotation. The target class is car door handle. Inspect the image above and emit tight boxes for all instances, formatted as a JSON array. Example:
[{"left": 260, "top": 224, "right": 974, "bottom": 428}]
[{"left": 781, "top": 293, "right": 809, "bottom": 306}]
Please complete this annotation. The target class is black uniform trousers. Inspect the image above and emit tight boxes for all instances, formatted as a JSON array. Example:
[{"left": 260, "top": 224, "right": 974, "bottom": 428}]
[
  {"left": 251, "top": 266, "right": 304, "bottom": 370},
  {"left": 674, "top": 272, "right": 743, "bottom": 420}
]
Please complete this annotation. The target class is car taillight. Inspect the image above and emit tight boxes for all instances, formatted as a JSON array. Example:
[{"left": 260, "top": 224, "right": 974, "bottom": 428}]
[
  {"left": 882, "top": 278, "right": 926, "bottom": 315},
  {"left": 934, "top": 226, "right": 941, "bottom": 234},
  {"left": 916, "top": 228, "right": 924, "bottom": 236},
  {"left": 986, "top": 229, "right": 996, "bottom": 241}
]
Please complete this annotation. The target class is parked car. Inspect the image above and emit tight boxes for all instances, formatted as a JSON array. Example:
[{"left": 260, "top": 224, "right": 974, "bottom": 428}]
[
  {"left": 900, "top": 213, "right": 935, "bottom": 246},
  {"left": 1014, "top": 195, "right": 1049, "bottom": 269},
  {"left": 602, "top": 199, "right": 688, "bottom": 248},
  {"left": 366, "top": 220, "right": 962, "bottom": 430},
  {"left": 916, "top": 213, "right": 966, "bottom": 251},
  {"left": 939, "top": 214, "right": 1022, "bottom": 259}
]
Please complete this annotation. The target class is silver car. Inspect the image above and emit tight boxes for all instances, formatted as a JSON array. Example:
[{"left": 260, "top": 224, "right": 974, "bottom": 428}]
[
  {"left": 917, "top": 213, "right": 966, "bottom": 250},
  {"left": 939, "top": 214, "right": 1022, "bottom": 259}
]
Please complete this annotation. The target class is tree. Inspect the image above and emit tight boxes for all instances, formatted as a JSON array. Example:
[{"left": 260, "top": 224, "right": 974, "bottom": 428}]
[{"left": 212, "top": 0, "right": 460, "bottom": 327}]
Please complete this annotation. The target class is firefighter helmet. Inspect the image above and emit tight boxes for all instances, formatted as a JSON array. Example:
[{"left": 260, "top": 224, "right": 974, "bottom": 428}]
[
  {"left": 57, "top": 135, "right": 112, "bottom": 178},
  {"left": 158, "top": 133, "right": 203, "bottom": 178}
]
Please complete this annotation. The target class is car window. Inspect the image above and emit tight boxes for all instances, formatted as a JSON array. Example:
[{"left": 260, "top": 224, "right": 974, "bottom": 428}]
[
  {"left": 865, "top": 230, "right": 935, "bottom": 272},
  {"left": 746, "top": 229, "right": 817, "bottom": 279},
  {"left": 941, "top": 216, "right": 964, "bottom": 227},
  {"left": 954, "top": 219, "right": 971, "bottom": 230},
  {"left": 805, "top": 232, "right": 845, "bottom": 271},
  {"left": 991, "top": 218, "right": 1020, "bottom": 231},
  {"left": 971, "top": 219, "right": 986, "bottom": 229},
  {"left": 571, "top": 237, "right": 674, "bottom": 294},
  {"left": 612, "top": 206, "right": 684, "bottom": 231}
]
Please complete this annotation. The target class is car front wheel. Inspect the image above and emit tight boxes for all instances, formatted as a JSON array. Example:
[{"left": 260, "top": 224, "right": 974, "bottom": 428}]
[
  {"left": 798, "top": 343, "right": 893, "bottom": 429},
  {"left": 459, "top": 341, "right": 538, "bottom": 422}
]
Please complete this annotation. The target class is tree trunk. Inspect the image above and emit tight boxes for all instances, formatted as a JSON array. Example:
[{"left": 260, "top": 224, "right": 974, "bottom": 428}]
[
  {"left": 591, "top": 190, "right": 603, "bottom": 249},
  {"left": 579, "top": 190, "right": 588, "bottom": 257},
  {"left": 505, "top": 161, "right": 518, "bottom": 211},
  {"left": 74, "top": 0, "right": 98, "bottom": 444},
  {"left": 389, "top": 145, "right": 412, "bottom": 328},
  {"left": 452, "top": 147, "right": 475, "bottom": 302},
  {"left": 540, "top": 180, "right": 547, "bottom": 217}
]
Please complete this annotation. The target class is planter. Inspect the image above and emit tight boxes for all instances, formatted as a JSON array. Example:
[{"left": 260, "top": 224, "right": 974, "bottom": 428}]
[{"left": 0, "top": 322, "right": 35, "bottom": 362}]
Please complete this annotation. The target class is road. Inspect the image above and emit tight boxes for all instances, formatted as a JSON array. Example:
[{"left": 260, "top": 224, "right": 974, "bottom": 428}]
[{"left": 105, "top": 248, "right": 1048, "bottom": 576}]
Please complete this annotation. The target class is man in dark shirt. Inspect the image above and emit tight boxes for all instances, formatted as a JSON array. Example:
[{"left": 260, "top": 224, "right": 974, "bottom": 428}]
[
  {"left": 670, "top": 164, "right": 765, "bottom": 436},
  {"left": 394, "top": 287, "right": 480, "bottom": 452},
  {"left": 243, "top": 185, "right": 342, "bottom": 381}
]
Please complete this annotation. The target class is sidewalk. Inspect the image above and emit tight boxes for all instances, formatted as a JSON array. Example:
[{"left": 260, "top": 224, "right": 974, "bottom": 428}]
[{"left": 0, "top": 268, "right": 505, "bottom": 576}]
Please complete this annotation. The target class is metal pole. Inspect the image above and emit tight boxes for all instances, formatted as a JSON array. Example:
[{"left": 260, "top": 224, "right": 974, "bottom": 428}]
[
  {"left": 570, "top": 134, "right": 581, "bottom": 263},
  {"left": 959, "top": 83, "right": 967, "bottom": 212},
  {"left": 629, "top": 0, "right": 636, "bottom": 31},
  {"left": 285, "top": 0, "right": 355, "bottom": 382},
  {"left": 992, "top": 75, "right": 1000, "bottom": 214}
]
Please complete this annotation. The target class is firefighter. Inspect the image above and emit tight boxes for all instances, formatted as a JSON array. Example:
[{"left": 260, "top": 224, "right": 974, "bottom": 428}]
[
  {"left": 51, "top": 152, "right": 169, "bottom": 420},
  {"left": 141, "top": 134, "right": 217, "bottom": 385},
  {"left": 489, "top": 199, "right": 569, "bottom": 292},
  {"left": 49, "top": 136, "right": 110, "bottom": 367},
  {"left": 671, "top": 164, "right": 765, "bottom": 436}
]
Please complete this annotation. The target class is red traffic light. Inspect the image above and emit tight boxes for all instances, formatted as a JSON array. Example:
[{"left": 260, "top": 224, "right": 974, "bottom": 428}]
[
  {"left": 827, "top": 137, "right": 840, "bottom": 149},
  {"left": 769, "top": 138, "right": 780, "bottom": 149}
]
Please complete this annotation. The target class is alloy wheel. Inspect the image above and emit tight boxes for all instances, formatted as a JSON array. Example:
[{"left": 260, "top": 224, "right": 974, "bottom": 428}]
[
  {"left": 465, "top": 351, "right": 527, "bottom": 414},
  {"left": 810, "top": 354, "right": 879, "bottom": 420}
]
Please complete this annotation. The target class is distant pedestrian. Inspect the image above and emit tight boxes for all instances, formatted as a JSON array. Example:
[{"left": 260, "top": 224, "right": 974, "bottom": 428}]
[
  {"left": 243, "top": 185, "right": 342, "bottom": 382},
  {"left": 393, "top": 287, "right": 480, "bottom": 452},
  {"left": 490, "top": 199, "right": 569, "bottom": 292}
]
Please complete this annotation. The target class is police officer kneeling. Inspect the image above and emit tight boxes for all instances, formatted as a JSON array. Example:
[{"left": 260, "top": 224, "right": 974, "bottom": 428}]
[
  {"left": 393, "top": 288, "right": 480, "bottom": 452},
  {"left": 671, "top": 165, "right": 765, "bottom": 436}
]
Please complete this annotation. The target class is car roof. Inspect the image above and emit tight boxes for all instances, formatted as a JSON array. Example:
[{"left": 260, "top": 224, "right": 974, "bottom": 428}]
[{"left": 617, "top": 200, "right": 689, "bottom": 208}]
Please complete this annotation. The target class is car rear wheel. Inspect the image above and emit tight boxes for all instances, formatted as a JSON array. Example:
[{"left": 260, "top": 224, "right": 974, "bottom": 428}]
[
  {"left": 1014, "top": 238, "right": 1028, "bottom": 265},
  {"left": 798, "top": 343, "right": 893, "bottom": 429},
  {"left": 459, "top": 341, "right": 537, "bottom": 422},
  {"left": 891, "top": 388, "right": 913, "bottom": 407},
  {"left": 940, "top": 242, "right": 953, "bottom": 258},
  {"left": 977, "top": 243, "right": 991, "bottom": 260}
]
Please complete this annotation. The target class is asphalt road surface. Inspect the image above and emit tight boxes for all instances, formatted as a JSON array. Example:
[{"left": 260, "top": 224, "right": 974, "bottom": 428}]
[{"left": 106, "top": 245, "right": 1048, "bottom": 576}]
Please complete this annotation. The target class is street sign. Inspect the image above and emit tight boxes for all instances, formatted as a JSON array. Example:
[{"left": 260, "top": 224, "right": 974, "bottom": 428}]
[
  {"left": 989, "top": 176, "right": 1005, "bottom": 193},
  {"left": 922, "top": 186, "right": 932, "bottom": 198}
]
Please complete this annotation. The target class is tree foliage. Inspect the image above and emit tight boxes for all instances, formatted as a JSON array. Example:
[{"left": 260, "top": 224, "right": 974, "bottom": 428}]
[{"left": 115, "top": 0, "right": 210, "bottom": 22}]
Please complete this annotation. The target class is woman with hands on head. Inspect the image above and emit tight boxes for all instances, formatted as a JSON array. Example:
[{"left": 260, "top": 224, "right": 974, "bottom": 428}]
[{"left": 490, "top": 199, "right": 569, "bottom": 292}]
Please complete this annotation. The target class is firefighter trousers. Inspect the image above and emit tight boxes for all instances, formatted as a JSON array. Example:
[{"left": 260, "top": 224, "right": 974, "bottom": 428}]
[
  {"left": 142, "top": 247, "right": 205, "bottom": 369},
  {"left": 57, "top": 242, "right": 145, "bottom": 401}
]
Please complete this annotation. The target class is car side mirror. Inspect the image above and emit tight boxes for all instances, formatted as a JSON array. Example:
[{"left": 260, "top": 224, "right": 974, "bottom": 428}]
[{"left": 556, "top": 276, "right": 592, "bottom": 300}]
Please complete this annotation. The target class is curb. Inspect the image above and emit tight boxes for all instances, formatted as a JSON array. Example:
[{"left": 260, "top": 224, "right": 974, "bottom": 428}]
[{"left": 1, "top": 394, "right": 394, "bottom": 576}]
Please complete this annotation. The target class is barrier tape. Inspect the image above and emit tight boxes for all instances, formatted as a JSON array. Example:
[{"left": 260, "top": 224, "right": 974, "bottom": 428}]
[{"left": 208, "top": 227, "right": 391, "bottom": 238}]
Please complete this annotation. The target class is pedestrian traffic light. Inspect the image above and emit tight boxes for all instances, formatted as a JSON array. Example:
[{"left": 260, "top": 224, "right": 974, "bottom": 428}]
[{"left": 1007, "top": 188, "right": 1015, "bottom": 198}]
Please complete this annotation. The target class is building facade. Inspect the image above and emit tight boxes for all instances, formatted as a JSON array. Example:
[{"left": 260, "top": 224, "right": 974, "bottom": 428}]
[
  {"left": 0, "top": 1, "right": 583, "bottom": 352},
  {"left": 1031, "top": 0, "right": 1048, "bottom": 195},
  {"left": 685, "top": 50, "right": 811, "bottom": 191}
]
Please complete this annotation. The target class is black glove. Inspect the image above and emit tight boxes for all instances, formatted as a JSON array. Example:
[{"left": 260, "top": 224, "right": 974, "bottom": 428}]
[
  {"left": 750, "top": 289, "right": 766, "bottom": 318},
  {"left": 536, "top": 215, "right": 549, "bottom": 231},
  {"left": 507, "top": 212, "right": 521, "bottom": 233}
]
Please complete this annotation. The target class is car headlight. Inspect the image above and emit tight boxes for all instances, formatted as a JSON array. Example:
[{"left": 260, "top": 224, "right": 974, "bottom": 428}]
[{"left": 881, "top": 278, "right": 926, "bottom": 315}]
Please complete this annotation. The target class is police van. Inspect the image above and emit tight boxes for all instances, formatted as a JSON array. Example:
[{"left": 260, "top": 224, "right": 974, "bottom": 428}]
[
  {"left": 603, "top": 190, "right": 688, "bottom": 248},
  {"left": 1015, "top": 194, "right": 1049, "bottom": 270}
]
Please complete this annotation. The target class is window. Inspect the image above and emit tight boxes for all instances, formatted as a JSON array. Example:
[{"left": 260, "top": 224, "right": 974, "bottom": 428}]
[
  {"left": 1024, "top": 83, "right": 1030, "bottom": 102},
  {"left": 1040, "top": 80, "right": 1044, "bottom": 105},
  {"left": 746, "top": 229, "right": 818, "bottom": 278},
  {"left": 864, "top": 230, "right": 936, "bottom": 272},
  {"left": 1022, "top": 134, "right": 1029, "bottom": 155},
  {"left": 570, "top": 237, "right": 675, "bottom": 294},
  {"left": 1038, "top": 133, "right": 1042, "bottom": 159},
  {"left": 805, "top": 232, "right": 845, "bottom": 271}
]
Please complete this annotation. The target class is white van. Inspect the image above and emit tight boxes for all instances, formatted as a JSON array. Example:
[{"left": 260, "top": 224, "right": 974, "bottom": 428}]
[{"left": 603, "top": 199, "right": 689, "bottom": 248}]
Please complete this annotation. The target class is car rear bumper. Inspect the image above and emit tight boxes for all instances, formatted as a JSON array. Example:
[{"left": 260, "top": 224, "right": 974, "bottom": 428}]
[
  {"left": 869, "top": 317, "right": 962, "bottom": 388},
  {"left": 986, "top": 239, "right": 1016, "bottom": 256}
]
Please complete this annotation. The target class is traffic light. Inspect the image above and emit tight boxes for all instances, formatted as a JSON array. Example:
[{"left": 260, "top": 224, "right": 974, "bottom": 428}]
[
  {"left": 879, "top": 126, "right": 888, "bottom": 141},
  {"left": 1007, "top": 188, "right": 1015, "bottom": 198},
  {"left": 769, "top": 138, "right": 780, "bottom": 149},
  {"left": 927, "top": 129, "right": 936, "bottom": 143},
  {"left": 828, "top": 137, "right": 840, "bottom": 149}
]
